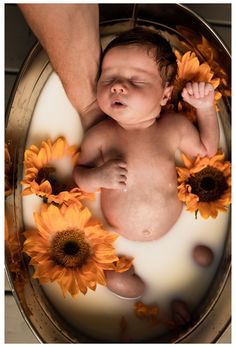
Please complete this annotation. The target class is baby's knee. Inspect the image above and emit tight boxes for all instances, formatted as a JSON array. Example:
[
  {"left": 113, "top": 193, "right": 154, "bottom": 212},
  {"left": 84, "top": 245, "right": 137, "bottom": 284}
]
[{"left": 105, "top": 266, "right": 146, "bottom": 299}]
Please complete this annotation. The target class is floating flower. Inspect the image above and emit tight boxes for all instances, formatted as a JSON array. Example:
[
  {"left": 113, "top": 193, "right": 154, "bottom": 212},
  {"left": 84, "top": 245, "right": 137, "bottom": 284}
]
[
  {"left": 21, "top": 137, "right": 94, "bottom": 205},
  {"left": 5, "top": 219, "right": 32, "bottom": 315},
  {"left": 134, "top": 301, "right": 159, "bottom": 326},
  {"left": 5, "top": 144, "right": 13, "bottom": 196},
  {"left": 6, "top": 226, "right": 22, "bottom": 273},
  {"left": 175, "top": 51, "right": 217, "bottom": 83},
  {"left": 196, "top": 36, "right": 231, "bottom": 97},
  {"left": 175, "top": 27, "right": 230, "bottom": 98},
  {"left": 164, "top": 50, "right": 221, "bottom": 123},
  {"left": 177, "top": 152, "right": 231, "bottom": 219},
  {"left": 23, "top": 203, "right": 130, "bottom": 297},
  {"left": 113, "top": 255, "right": 134, "bottom": 273}
]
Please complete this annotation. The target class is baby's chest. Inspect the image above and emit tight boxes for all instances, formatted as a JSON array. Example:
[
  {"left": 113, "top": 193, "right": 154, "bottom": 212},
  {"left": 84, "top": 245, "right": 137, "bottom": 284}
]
[{"left": 103, "top": 138, "right": 174, "bottom": 176}]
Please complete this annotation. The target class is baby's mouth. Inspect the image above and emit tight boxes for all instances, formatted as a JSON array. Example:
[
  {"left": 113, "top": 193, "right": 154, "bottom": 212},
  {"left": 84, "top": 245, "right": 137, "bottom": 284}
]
[{"left": 111, "top": 100, "right": 127, "bottom": 108}]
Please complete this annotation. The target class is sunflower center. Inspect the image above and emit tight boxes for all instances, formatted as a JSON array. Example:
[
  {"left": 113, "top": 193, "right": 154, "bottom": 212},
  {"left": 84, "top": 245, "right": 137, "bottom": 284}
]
[
  {"left": 200, "top": 176, "right": 215, "bottom": 191},
  {"left": 36, "top": 167, "right": 55, "bottom": 184},
  {"left": 63, "top": 241, "right": 80, "bottom": 256},
  {"left": 36, "top": 167, "right": 67, "bottom": 195},
  {"left": 187, "top": 166, "right": 228, "bottom": 202},
  {"left": 51, "top": 230, "right": 90, "bottom": 268}
]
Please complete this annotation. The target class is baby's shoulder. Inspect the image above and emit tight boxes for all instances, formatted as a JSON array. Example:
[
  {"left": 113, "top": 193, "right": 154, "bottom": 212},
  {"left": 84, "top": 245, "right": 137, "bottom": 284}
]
[
  {"left": 159, "top": 111, "right": 191, "bottom": 132},
  {"left": 83, "top": 118, "right": 117, "bottom": 142}
]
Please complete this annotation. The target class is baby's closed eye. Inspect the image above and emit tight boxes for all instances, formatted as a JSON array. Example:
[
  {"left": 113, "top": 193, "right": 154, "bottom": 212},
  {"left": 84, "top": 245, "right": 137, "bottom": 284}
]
[
  {"left": 129, "top": 78, "right": 147, "bottom": 86},
  {"left": 100, "top": 78, "right": 114, "bottom": 85}
]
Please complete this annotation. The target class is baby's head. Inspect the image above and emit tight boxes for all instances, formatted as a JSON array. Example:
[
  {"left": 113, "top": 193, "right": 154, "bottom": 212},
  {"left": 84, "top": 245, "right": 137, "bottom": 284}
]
[
  {"left": 97, "top": 27, "right": 177, "bottom": 127},
  {"left": 102, "top": 27, "right": 177, "bottom": 87}
]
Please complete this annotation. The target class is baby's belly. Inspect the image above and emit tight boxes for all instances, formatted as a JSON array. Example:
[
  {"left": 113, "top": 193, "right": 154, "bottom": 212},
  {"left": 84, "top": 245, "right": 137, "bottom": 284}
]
[{"left": 101, "top": 188, "right": 183, "bottom": 241}]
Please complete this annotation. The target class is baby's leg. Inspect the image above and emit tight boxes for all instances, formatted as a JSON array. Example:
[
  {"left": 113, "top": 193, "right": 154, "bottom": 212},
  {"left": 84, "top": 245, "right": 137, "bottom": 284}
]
[{"left": 105, "top": 266, "right": 146, "bottom": 299}]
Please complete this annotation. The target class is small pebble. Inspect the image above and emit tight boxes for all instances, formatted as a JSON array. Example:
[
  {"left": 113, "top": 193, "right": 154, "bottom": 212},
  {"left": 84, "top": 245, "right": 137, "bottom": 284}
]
[
  {"left": 192, "top": 244, "right": 214, "bottom": 267},
  {"left": 171, "top": 299, "right": 191, "bottom": 326}
]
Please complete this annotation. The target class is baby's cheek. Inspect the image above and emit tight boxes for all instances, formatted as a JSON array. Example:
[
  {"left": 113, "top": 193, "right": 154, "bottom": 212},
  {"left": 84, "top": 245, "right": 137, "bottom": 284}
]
[{"left": 97, "top": 93, "right": 108, "bottom": 113}]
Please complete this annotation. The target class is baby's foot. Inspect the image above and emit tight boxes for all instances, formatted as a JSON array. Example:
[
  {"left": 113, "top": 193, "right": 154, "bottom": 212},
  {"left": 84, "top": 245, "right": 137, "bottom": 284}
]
[{"left": 105, "top": 266, "right": 146, "bottom": 299}]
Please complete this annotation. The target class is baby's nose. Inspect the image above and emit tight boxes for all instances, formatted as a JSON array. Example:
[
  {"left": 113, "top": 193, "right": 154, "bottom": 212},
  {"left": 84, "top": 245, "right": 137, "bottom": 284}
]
[{"left": 111, "top": 81, "right": 126, "bottom": 94}]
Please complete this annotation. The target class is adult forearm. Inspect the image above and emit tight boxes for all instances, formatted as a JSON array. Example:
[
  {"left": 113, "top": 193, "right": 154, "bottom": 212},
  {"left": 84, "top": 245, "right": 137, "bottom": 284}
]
[{"left": 19, "top": 4, "right": 101, "bottom": 119}]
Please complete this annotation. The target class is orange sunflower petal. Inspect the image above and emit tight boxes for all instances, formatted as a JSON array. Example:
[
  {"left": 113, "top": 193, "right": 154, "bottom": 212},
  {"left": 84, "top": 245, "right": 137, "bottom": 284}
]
[
  {"left": 177, "top": 51, "right": 200, "bottom": 80},
  {"left": 62, "top": 204, "right": 92, "bottom": 229},
  {"left": 41, "top": 204, "right": 68, "bottom": 233},
  {"left": 113, "top": 256, "right": 134, "bottom": 273},
  {"left": 51, "top": 137, "right": 66, "bottom": 160},
  {"left": 181, "top": 153, "right": 193, "bottom": 169}
]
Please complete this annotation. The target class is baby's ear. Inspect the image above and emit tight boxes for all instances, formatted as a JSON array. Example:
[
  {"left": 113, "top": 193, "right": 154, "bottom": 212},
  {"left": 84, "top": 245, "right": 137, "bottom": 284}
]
[{"left": 160, "top": 85, "right": 173, "bottom": 106}]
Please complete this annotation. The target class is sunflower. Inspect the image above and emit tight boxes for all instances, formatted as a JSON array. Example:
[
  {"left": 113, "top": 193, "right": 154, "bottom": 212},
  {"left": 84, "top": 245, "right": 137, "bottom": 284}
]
[
  {"left": 5, "top": 144, "right": 13, "bottom": 196},
  {"left": 23, "top": 203, "right": 132, "bottom": 297},
  {"left": 21, "top": 137, "right": 94, "bottom": 205},
  {"left": 6, "top": 225, "right": 22, "bottom": 274},
  {"left": 174, "top": 27, "right": 230, "bottom": 98},
  {"left": 163, "top": 50, "right": 221, "bottom": 123},
  {"left": 134, "top": 301, "right": 159, "bottom": 326},
  {"left": 177, "top": 152, "right": 231, "bottom": 219},
  {"left": 196, "top": 36, "right": 231, "bottom": 97}
]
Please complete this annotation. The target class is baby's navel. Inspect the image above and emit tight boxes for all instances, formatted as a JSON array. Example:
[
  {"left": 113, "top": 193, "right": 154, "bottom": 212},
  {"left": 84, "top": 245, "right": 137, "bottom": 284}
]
[{"left": 142, "top": 229, "right": 151, "bottom": 237}]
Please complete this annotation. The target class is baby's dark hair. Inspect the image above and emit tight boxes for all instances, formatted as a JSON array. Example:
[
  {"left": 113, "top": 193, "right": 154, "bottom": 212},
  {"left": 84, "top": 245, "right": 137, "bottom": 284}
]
[{"left": 102, "top": 27, "right": 177, "bottom": 86}]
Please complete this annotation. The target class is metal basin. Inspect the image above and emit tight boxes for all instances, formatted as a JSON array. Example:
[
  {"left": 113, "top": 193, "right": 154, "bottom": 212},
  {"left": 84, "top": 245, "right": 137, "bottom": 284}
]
[{"left": 5, "top": 4, "right": 231, "bottom": 343}]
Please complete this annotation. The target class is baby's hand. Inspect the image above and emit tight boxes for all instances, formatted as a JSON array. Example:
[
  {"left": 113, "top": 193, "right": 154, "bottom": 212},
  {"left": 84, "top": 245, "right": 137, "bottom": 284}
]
[
  {"left": 182, "top": 82, "right": 215, "bottom": 109},
  {"left": 99, "top": 159, "right": 128, "bottom": 190}
]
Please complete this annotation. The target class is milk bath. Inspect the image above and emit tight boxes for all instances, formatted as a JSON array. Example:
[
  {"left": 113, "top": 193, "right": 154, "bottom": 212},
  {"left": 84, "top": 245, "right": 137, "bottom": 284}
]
[{"left": 22, "top": 72, "right": 230, "bottom": 342}]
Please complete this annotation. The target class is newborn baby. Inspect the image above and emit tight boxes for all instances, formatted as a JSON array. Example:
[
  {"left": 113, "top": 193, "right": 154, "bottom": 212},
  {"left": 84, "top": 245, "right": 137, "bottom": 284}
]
[{"left": 73, "top": 27, "right": 219, "bottom": 298}]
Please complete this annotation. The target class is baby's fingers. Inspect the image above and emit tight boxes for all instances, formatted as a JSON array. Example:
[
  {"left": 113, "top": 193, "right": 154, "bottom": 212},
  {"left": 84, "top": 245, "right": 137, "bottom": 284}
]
[
  {"left": 198, "top": 82, "right": 214, "bottom": 97},
  {"left": 116, "top": 159, "right": 127, "bottom": 169},
  {"left": 118, "top": 172, "right": 128, "bottom": 191},
  {"left": 182, "top": 82, "right": 214, "bottom": 100},
  {"left": 198, "top": 82, "right": 206, "bottom": 98},
  {"left": 204, "top": 82, "right": 214, "bottom": 95},
  {"left": 181, "top": 83, "right": 195, "bottom": 102},
  {"left": 119, "top": 181, "right": 127, "bottom": 189},
  {"left": 119, "top": 174, "right": 127, "bottom": 183},
  {"left": 185, "top": 82, "right": 194, "bottom": 95},
  {"left": 192, "top": 82, "right": 201, "bottom": 98}
]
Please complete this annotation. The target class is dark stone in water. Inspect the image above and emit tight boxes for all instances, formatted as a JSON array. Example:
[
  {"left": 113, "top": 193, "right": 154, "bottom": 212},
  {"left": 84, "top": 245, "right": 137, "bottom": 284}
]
[
  {"left": 192, "top": 244, "right": 214, "bottom": 267},
  {"left": 171, "top": 299, "right": 191, "bottom": 326}
]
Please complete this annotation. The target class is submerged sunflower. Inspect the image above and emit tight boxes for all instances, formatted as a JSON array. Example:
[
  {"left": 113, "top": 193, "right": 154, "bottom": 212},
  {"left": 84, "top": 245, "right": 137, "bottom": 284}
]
[
  {"left": 196, "top": 36, "right": 231, "bottom": 97},
  {"left": 175, "top": 27, "right": 231, "bottom": 98},
  {"left": 177, "top": 152, "right": 231, "bottom": 219},
  {"left": 21, "top": 137, "right": 94, "bottom": 205},
  {"left": 5, "top": 144, "right": 13, "bottom": 196},
  {"left": 23, "top": 203, "right": 131, "bottom": 297},
  {"left": 134, "top": 301, "right": 159, "bottom": 326},
  {"left": 164, "top": 50, "right": 221, "bottom": 123}
]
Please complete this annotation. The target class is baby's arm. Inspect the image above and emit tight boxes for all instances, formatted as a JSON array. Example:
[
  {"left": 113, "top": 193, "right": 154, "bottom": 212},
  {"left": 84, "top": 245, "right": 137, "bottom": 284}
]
[
  {"left": 182, "top": 82, "right": 219, "bottom": 157},
  {"left": 73, "top": 125, "right": 128, "bottom": 192}
]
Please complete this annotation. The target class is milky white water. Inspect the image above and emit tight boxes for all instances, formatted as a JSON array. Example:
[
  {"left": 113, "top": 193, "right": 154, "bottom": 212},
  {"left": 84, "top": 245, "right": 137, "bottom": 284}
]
[{"left": 22, "top": 72, "right": 230, "bottom": 342}]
